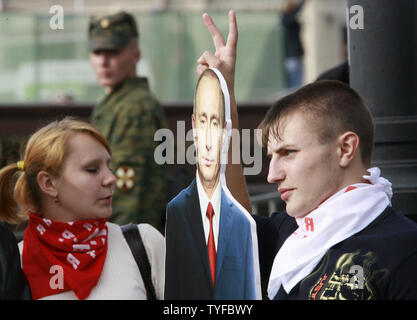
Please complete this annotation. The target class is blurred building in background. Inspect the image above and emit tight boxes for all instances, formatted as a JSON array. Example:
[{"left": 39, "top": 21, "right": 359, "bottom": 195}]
[{"left": 0, "top": 0, "right": 347, "bottom": 104}]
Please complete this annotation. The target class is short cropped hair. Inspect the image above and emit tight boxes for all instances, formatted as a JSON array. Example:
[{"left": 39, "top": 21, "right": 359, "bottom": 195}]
[{"left": 258, "top": 80, "right": 374, "bottom": 166}]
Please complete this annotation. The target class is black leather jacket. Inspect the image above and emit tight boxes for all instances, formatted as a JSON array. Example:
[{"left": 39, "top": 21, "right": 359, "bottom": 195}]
[{"left": 0, "top": 224, "right": 31, "bottom": 299}]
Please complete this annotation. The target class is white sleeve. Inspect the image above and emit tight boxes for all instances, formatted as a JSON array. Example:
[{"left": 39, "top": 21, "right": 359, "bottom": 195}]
[
  {"left": 18, "top": 241, "right": 23, "bottom": 265},
  {"left": 137, "top": 224, "right": 165, "bottom": 300}
]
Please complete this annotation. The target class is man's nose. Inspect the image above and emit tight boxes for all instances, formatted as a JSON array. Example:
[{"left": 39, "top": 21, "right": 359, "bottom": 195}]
[
  {"left": 205, "top": 126, "right": 212, "bottom": 151},
  {"left": 267, "top": 155, "right": 285, "bottom": 184}
]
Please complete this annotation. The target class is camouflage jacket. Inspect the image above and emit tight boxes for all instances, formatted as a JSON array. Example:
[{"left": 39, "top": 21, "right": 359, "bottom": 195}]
[{"left": 91, "top": 77, "right": 167, "bottom": 231}]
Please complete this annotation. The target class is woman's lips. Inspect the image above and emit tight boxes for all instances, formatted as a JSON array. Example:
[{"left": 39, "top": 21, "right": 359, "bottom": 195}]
[{"left": 99, "top": 195, "right": 112, "bottom": 205}]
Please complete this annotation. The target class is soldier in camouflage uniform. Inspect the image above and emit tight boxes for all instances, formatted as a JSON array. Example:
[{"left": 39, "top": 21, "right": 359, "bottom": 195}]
[{"left": 89, "top": 11, "right": 167, "bottom": 232}]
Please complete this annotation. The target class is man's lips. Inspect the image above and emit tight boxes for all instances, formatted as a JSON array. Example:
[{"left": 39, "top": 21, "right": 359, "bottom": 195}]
[
  {"left": 278, "top": 188, "right": 295, "bottom": 201},
  {"left": 203, "top": 157, "right": 214, "bottom": 166}
]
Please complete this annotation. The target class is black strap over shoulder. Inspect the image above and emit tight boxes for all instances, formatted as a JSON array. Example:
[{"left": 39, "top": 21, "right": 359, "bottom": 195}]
[{"left": 121, "top": 223, "right": 157, "bottom": 300}]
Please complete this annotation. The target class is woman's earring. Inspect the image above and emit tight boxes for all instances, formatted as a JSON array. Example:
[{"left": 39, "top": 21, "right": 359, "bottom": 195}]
[{"left": 54, "top": 195, "right": 60, "bottom": 204}]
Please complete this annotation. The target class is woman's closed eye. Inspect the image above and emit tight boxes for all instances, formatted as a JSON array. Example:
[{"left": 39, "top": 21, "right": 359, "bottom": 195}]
[{"left": 86, "top": 167, "right": 99, "bottom": 174}]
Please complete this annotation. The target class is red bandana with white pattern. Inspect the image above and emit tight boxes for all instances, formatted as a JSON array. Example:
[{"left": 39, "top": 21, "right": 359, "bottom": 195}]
[{"left": 22, "top": 212, "right": 108, "bottom": 300}]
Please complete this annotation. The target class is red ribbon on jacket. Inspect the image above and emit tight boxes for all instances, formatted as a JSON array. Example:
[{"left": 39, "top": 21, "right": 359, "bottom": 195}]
[{"left": 22, "top": 212, "right": 108, "bottom": 300}]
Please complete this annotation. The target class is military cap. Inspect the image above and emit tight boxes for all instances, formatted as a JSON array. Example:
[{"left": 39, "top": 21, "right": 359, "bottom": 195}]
[{"left": 88, "top": 11, "right": 139, "bottom": 51}]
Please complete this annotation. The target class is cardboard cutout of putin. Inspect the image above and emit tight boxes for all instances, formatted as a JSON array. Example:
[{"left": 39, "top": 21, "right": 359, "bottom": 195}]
[{"left": 165, "top": 68, "right": 261, "bottom": 300}]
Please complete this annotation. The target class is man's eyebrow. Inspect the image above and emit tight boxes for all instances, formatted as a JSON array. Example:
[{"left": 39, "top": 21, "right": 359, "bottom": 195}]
[
  {"left": 268, "top": 143, "right": 296, "bottom": 156},
  {"left": 197, "top": 111, "right": 207, "bottom": 118}
]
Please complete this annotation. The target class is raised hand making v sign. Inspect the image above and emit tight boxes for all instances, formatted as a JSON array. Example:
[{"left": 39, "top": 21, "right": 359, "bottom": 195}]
[{"left": 197, "top": 10, "right": 238, "bottom": 96}]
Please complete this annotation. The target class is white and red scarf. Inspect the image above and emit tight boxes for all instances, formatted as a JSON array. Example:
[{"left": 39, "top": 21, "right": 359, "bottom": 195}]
[
  {"left": 22, "top": 212, "right": 108, "bottom": 300},
  {"left": 267, "top": 167, "right": 393, "bottom": 298}
]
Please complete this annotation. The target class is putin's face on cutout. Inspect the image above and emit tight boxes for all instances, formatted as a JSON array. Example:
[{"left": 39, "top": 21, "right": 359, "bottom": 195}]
[{"left": 193, "top": 73, "right": 225, "bottom": 197}]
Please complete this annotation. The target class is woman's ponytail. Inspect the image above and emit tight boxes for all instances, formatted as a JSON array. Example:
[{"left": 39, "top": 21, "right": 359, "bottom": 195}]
[{"left": 0, "top": 163, "right": 25, "bottom": 223}]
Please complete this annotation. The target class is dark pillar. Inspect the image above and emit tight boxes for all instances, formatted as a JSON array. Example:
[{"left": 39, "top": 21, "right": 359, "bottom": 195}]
[{"left": 348, "top": 0, "right": 417, "bottom": 218}]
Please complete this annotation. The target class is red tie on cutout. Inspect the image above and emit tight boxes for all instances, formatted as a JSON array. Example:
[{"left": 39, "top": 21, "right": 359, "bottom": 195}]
[{"left": 206, "top": 202, "right": 216, "bottom": 287}]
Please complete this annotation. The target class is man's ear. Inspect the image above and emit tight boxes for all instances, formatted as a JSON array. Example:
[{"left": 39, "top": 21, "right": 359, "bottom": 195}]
[
  {"left": 221, "top": 122, "right": 229, "bottom": 154},
  {"left": 337, "top": 131, "right": 360, "bottom": 168},
  {"left": 37, "top": 171, "right": 58, "bottom": 199},
  {"left": 192, "top": 114, "right": 198, "bottom": 146}
]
